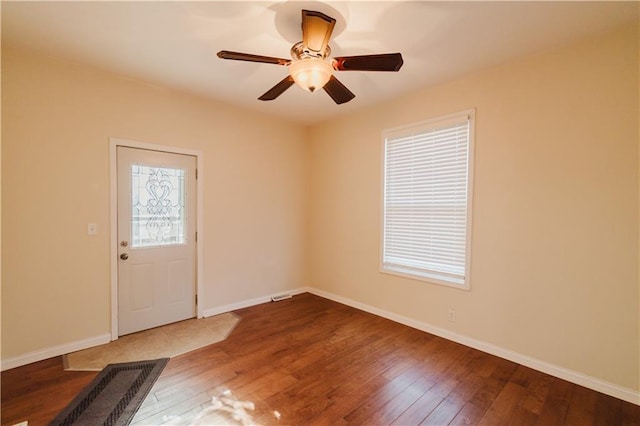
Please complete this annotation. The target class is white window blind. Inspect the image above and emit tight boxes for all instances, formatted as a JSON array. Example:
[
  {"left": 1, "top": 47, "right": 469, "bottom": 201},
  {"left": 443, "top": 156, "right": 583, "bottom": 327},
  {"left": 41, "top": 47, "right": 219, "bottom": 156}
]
[{"left": 382, "top": 110, "right": 474, "bottom": 288}]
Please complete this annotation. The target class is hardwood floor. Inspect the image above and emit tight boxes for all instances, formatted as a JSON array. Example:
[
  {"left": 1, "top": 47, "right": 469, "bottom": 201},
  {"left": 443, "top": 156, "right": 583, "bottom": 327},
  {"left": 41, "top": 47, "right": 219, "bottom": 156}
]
[{"left": 2, "top": 293, "right": 639, "bottom": 425}]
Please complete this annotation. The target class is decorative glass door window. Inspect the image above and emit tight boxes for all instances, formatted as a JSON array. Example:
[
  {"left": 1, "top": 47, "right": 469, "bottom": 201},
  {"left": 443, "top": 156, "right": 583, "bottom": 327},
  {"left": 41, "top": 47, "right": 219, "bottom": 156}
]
[{"left": 131, "top": 164, "right": 186, "bottom": 248}]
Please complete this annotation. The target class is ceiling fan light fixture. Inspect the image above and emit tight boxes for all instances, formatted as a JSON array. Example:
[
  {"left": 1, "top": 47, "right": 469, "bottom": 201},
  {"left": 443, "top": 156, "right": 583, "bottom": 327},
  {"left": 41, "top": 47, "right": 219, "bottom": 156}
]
[
  {"left": 289, "top": 58, "right": 333, "bottom": 93},
  {"left": 218, "top": 10, "right": 403, "bottom": 104}
]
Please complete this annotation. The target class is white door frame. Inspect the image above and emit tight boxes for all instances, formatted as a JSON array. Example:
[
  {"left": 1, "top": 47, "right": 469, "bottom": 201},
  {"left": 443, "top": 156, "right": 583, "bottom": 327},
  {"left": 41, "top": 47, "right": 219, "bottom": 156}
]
[{"left": 109, "top": 137, "right": 204, "bottom": 341}]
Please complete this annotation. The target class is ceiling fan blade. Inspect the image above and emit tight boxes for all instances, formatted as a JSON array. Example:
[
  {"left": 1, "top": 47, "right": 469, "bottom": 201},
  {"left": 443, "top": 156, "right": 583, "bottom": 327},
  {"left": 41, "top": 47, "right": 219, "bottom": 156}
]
[
  {"left": 302, "top": 10, "right": 336, "bottom": 55},
  {"left": 323, "top": 75, "right": 355, "bottom": 105},
  {"left": 258, "top": 76, "right": 295, "bottom": 101},
  {"left": 217, "top": 50, "right": 291, "bottom": 66},
  {"left": 332, "top": 53, "right": 404, "bottom": 72}
]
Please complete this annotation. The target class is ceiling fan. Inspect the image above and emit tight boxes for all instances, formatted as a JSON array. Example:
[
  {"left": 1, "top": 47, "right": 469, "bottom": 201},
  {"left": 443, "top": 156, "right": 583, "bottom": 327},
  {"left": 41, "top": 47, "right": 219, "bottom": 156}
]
[{"left": 217, "top": 9, "right": 404, "bottom": 104}]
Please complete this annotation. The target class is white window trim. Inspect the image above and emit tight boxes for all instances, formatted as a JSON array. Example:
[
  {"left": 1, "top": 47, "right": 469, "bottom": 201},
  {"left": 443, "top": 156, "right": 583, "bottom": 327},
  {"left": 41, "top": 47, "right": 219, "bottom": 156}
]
[{"left": 380, "top": 109, "right": 475, "bottom": 290}]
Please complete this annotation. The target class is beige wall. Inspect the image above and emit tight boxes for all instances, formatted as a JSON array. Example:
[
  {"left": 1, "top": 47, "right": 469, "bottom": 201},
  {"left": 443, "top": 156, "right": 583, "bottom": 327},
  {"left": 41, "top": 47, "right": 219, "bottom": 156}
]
[
  {"left": 2, "top": 23, "right": 638, "bottom": 396},
  {"left": 308, "top": 24, "right": 639, "bottom": 391},
  {"left": 1, "top": 46, "right": 308, "bottom": 359}
]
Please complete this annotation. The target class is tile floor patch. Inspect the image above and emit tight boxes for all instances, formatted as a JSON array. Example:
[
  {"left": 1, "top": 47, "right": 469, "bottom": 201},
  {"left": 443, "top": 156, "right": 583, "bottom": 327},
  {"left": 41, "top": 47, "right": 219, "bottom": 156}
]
[{"left": 63, "top": 313, "right": 240, "bottom": 371}]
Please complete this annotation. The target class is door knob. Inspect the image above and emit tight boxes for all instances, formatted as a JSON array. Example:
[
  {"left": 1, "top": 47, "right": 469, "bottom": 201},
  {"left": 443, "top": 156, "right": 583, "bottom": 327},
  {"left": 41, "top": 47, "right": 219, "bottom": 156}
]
[{"left": 120, "top": 253, "right": 129, "bottom": 260}]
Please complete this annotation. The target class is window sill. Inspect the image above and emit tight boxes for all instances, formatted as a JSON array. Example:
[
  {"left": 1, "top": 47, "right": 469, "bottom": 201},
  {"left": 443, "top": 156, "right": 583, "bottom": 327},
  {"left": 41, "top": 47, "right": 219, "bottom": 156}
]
[{"left": 380, "top": 266, "right": 470, "bottom": 291}]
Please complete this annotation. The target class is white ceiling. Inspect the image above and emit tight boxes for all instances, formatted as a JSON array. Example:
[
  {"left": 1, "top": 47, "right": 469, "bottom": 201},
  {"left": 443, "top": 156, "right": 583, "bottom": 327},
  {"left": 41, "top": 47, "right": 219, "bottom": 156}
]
[{"left": 2, "top": 1, "right": 637, "bottom": 125}]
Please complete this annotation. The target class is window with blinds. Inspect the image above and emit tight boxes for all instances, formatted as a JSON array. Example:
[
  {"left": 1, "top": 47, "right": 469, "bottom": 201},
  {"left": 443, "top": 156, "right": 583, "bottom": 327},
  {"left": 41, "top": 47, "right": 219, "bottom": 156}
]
[{"left": 382, "top": 110, "right": 474, "bottom": 289}]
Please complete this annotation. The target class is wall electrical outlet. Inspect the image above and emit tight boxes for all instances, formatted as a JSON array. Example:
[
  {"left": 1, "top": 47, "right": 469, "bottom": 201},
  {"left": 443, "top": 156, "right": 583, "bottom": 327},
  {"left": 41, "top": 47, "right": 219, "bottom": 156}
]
[{"left": 448, "top": 308, "right": 456, "bottom": 322}]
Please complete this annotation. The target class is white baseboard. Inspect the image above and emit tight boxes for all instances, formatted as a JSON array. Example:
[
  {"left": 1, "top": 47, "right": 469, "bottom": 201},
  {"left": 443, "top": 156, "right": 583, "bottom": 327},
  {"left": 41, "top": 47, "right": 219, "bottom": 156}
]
[
  {"left": 306, "top": 287, "right": 640, "bottom": 406},
  {"left": 1, "top": 333, "right": 111, "bottom": 372},
  {"left": 201, "top": 287, "right": 308, "bottom": 318},
  {"left": 1, "top": 288, "right": 309, "bottom": 372},
  {"left": 4, "top": 288, "right": 638, "bottom": 406}
]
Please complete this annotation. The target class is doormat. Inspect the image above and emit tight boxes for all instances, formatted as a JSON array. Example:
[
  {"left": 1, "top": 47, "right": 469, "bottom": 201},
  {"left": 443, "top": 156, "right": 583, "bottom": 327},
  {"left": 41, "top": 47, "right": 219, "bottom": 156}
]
[
  {"left": 49, "top": 358, "right": 168, "bottom": 426},
  {"left": 63, "top": 312, "right": 240, "bottom": 371}
]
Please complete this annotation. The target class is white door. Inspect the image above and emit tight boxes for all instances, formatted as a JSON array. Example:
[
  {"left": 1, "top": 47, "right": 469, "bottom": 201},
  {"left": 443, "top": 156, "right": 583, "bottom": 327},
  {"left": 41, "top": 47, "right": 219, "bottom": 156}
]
[{"left": 117, "top": 146, "right": 197, "bottom": 336}]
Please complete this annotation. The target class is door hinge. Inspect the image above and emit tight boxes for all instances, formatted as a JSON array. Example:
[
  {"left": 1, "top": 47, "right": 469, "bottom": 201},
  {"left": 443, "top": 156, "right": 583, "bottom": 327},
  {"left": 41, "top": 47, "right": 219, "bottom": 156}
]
[
  {"left": 195, "top": 168, "right": 198, "bottom": 179},
  {"left": 195, "top": 231, "right": 198, "bottom": 242},
  {"left": 195, "top": 294, "right": 198, "bottom": 305}
]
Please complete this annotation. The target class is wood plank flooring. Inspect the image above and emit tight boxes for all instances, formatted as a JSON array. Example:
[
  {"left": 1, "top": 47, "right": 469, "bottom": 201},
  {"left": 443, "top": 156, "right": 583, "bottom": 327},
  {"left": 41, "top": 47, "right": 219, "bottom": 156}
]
[{"left": 2, "top": 293, "right": 639, "bottom": 425}]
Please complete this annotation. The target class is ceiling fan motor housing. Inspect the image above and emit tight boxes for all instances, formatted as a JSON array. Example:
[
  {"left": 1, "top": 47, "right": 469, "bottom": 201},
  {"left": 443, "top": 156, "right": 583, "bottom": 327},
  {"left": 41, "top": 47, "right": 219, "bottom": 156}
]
[{"left": 291, "top": 40, "right": 331, "bottom": 60}]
